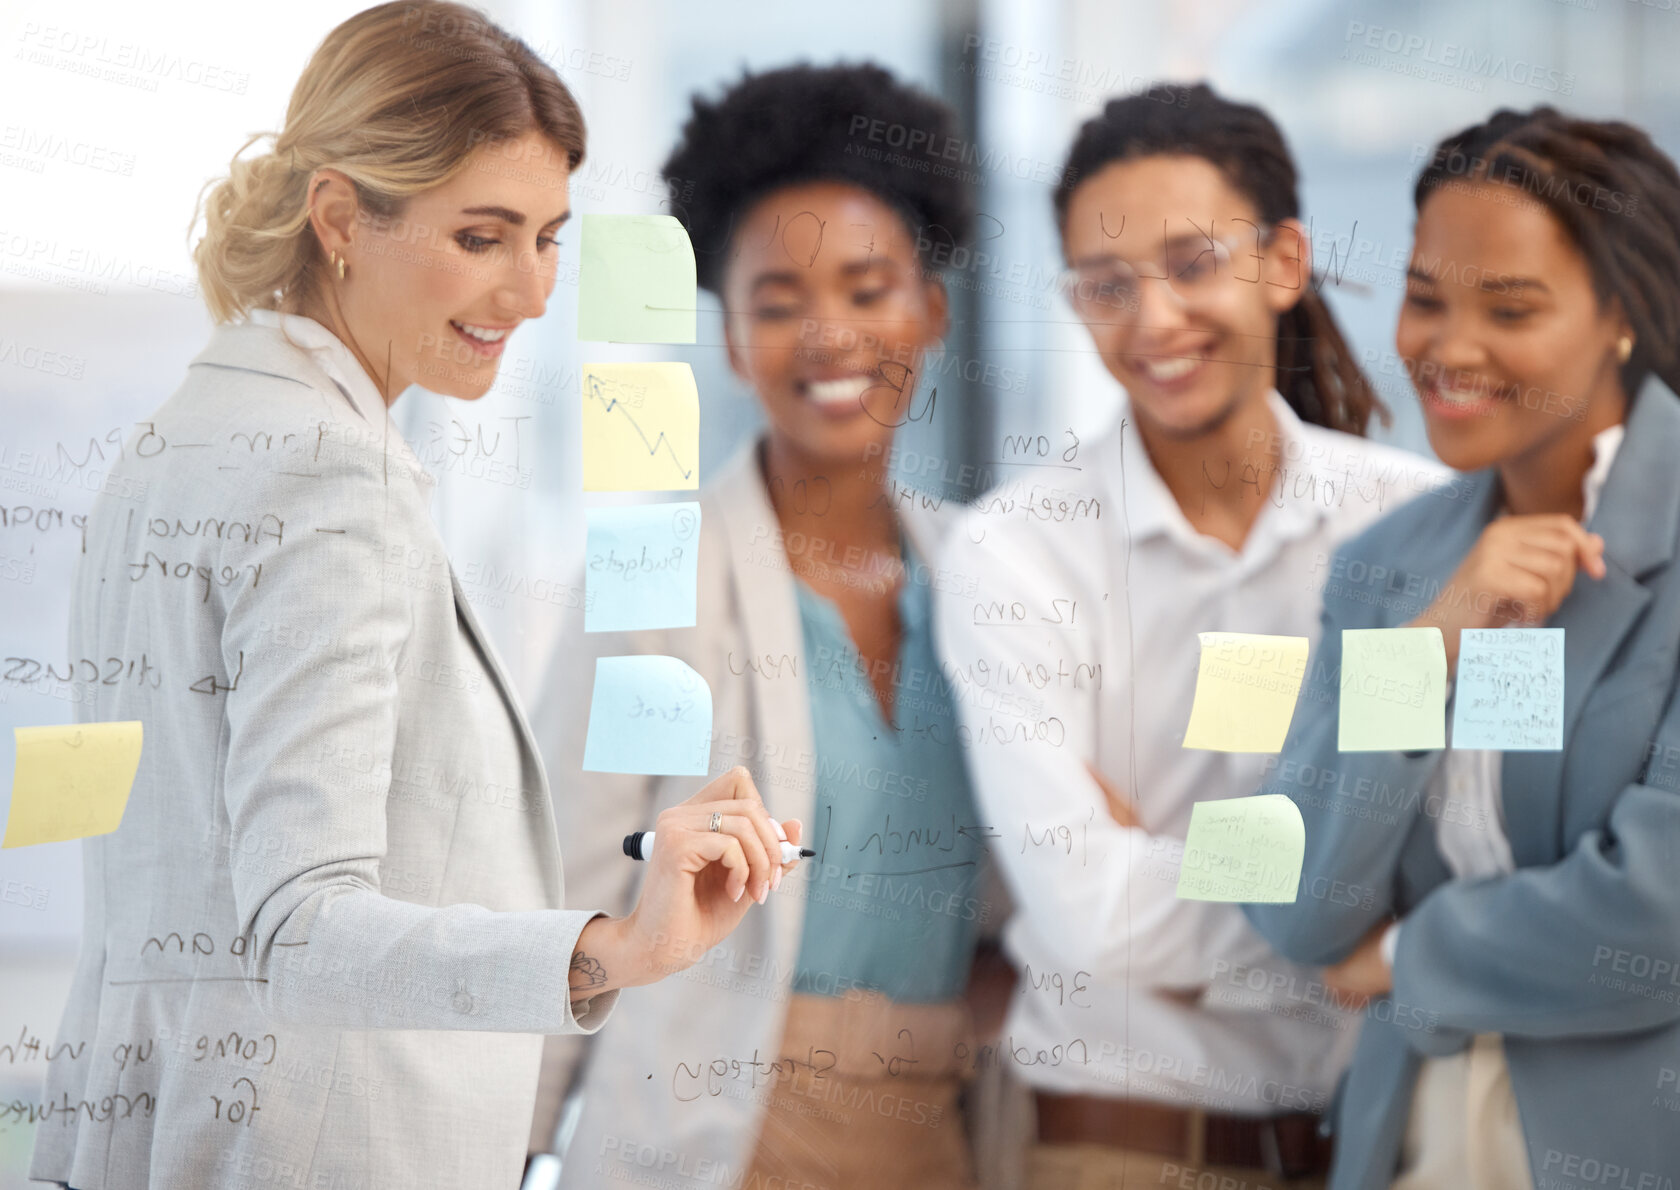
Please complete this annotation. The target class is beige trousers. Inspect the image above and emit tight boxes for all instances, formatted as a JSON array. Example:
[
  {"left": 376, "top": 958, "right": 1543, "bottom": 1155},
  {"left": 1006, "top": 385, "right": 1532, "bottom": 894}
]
[
  {"left": 743, "top": 990, "right": 979, "bottom": 1190},
  {"left": 1391, "top": 1034, "right": 1533, "bottom": 1190},
  {"left": 1027, "top": 1139, "right": 1328, "bottom": 1190}
]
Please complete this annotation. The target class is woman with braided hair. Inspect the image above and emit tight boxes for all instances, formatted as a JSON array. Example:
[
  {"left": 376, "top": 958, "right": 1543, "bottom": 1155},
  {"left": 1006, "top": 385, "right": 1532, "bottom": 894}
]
[{"left": 1247, "top": 106, "right": 1680, "bottom": 1189}]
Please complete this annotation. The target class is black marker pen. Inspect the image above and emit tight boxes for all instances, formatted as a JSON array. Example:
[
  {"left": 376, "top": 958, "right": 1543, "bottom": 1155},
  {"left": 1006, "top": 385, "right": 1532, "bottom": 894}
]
[{"left": 622, "top": 831, "right": 814, "bottom": 865}]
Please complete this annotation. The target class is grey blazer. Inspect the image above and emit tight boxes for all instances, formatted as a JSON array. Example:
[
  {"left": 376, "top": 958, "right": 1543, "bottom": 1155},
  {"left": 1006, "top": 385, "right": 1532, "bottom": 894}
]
[
  {"left": 30, "top": 317, "right": 616, "bottom": 1190},
  {"left": 1246, "top": 377, "right": 1680, "bottom": 1190}
]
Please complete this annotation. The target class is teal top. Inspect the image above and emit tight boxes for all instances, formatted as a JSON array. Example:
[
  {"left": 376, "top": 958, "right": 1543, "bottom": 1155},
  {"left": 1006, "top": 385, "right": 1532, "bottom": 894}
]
[{"left": 790, "top": 539, "right": 987, "bottom": 1003}]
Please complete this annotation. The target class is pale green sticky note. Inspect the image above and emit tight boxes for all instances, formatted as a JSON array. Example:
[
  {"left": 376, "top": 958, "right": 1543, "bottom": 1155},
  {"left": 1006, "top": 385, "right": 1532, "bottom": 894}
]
[
  {"left": 1182, "top": 632, "right": 1308, "bottom": 753},
  {"left": 1176, "top": 794, "right": 1304, "bottom": 903},
  {"left": 577, "top": 215, "right": 697, "bottom": 344},
  {"left": 3, "top": 722, "right": 142, "bottom": 848},
  {"left": 1338, "top": 627, "right": 1447, "bottom": 751}
]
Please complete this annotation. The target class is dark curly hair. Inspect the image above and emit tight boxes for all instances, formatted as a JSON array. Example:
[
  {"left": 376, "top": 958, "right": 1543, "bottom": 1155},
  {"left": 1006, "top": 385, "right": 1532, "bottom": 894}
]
[
  {"left": 1053, "top": 81, "right": 1388, "bottom": 437},
  {"left": 661, "top": 62, "right": 976, "bottom": 294},
  {"left": 1414, "top": 106, "right": 1680, "bottom": 401}
]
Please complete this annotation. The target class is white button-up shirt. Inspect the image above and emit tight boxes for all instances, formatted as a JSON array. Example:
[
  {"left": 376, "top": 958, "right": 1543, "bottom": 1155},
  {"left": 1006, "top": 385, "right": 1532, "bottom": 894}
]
[{"left": 934, "top": 390, "right": 1451, "bottom": 1111}]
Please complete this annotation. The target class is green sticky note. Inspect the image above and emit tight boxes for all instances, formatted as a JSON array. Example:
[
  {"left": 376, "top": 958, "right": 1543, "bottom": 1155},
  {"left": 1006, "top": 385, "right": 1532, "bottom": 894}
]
[
  {"left": 1176, "top": 794, "right": 1304, "bottom": 903},
  {"left": 1338, "top": 626, "right": 1447, "bottom": 751},
  {"left": 578, "top": 215, "right": 697, "bottom": 344}
]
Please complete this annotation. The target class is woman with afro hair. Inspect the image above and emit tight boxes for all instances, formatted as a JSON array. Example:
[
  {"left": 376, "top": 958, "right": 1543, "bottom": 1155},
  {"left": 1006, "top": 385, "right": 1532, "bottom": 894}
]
[{"left": 529, "top": 62, "right": 1006, "bottom": 1190}]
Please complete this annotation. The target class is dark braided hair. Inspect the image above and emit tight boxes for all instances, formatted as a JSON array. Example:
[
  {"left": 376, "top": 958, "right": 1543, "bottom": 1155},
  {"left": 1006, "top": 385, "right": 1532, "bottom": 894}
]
[
  {"left": 1052, "top": 81, "right": 1388, "bottom": 436},
  {"left": 661, "top": 63, "right": 975, "bottom": 295},
  {"left": 1414, "top": 106, "right": 1680, "bottom": 401}
]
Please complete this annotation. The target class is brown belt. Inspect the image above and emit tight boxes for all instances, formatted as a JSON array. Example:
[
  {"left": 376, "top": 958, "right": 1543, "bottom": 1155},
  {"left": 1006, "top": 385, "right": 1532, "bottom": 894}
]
[{"left": 1035, "top": 1091, "right": 1333, "bottom": 1178}]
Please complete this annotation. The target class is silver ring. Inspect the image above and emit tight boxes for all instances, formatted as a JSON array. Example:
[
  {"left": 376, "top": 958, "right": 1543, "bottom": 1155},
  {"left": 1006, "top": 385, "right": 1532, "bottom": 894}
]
[{"left": 709, "top": 812, "right": 722, "bottom": 833}]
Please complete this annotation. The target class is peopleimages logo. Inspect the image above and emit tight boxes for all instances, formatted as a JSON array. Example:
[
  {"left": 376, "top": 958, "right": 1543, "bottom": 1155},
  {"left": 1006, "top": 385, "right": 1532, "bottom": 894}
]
[{"left": 1342, "top": 22, "right": 1577, "bottom": 95}]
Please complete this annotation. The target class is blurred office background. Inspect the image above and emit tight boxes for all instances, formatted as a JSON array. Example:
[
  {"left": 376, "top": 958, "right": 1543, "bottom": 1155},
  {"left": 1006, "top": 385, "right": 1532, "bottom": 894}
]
[{"left": 0, "top": 0, "right": 1670, "bottom": 1180}]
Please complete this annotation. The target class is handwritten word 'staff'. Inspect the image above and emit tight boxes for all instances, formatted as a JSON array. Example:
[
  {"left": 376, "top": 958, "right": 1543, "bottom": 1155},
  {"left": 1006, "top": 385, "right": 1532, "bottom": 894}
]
[
  {"left": 4, "top": 721, "right": 142, "bottom": 847},
  {"left": 1176, "top": 794, "right": 1305, "bottom": 903},
  {"left": 583, "top": 656, "right": 712, "bottom": 776},
  {"left": 581, "top": 363, "right": 700, "bottom": 492},
  {"left": 578, "top": 214, "right": 697, "bottom": 344},
  {"left": 1182, "top": 632, "right": 1308, "bottom": 753},
  {"left": 1338, "top": 626, "right": 1447, "bottom": 752}
]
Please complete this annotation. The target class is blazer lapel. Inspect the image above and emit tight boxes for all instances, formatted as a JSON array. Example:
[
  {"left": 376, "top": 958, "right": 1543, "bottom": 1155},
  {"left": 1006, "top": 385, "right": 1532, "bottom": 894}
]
[
  {"left": 449, "top": 566, "right": 566, "bottom": 902},
  {"left": 710, "top": 438, "right": 818, "bottom": 971},
  {"left": 1503, "top": 381, "right": 1680, "bottom": 866}
]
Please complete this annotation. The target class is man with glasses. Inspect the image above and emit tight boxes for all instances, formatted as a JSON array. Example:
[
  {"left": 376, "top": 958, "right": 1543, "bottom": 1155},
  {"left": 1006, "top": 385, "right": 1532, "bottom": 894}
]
[{"left": 933, "top": 85, "right": 1451, "bottom": 1189}]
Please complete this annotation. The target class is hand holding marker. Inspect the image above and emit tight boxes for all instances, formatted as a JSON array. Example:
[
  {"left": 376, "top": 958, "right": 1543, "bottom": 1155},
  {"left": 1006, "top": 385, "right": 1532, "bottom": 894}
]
[{"left": 625, "top": 817, "right": 814, "bottom": 870}]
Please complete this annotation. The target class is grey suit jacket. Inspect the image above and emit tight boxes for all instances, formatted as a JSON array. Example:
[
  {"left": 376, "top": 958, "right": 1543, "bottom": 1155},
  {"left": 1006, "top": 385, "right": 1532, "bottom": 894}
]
[
  {"left": 30, "top": 316, "right": 616, "bottom": 1190},
  {"left": 1246, "top": 378, "right": 1680, "bottom": 1190}
]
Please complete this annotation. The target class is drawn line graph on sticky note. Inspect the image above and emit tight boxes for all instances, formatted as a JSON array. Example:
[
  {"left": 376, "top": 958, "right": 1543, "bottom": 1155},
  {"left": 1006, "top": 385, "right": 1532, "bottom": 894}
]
[
  {"left": 3, "top": 721, "right": 143, "bottom": 848},
  {"left": 581, "top": 363, "right": 700, "bottom": 491}
]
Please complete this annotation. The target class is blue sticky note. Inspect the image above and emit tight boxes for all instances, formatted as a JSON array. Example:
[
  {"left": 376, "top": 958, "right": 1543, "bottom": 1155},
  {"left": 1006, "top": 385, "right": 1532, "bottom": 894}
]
[
  {"left": 1450, "top": 628, "right": 1564, "bottom": 751},
  {"left": 583, "top": 656, "right": 712, "bottom": 775},
  {"left": 585, "top": 503, "right": 700, "bottom": 633}
]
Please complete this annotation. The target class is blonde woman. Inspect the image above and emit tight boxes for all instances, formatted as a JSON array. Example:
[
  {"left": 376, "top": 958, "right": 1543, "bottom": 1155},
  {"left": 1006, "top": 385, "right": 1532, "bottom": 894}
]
[{"left": 32, "top": 5, "right": 797, "bottom": 1188}]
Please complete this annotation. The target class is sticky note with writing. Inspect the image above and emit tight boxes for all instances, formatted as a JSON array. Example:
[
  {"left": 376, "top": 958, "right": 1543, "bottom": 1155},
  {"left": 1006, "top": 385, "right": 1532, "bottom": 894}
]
[
  {"left": 583, "top": 656, "right": 712, "bottom": 775},
  {"left": 577, "top": 214, "right": 697, "bottom": 343},
  {"left": 585, "top": 503, "right": 701, "bottom": 633},
  {"left": 581, "top": 363, "right": 700, "bottom": 492},
  {"left": 1176, "top": 794, "right": 1304, "bottom": 902},
  {"left": 1450, "top": 627, "right": 1564, "bottom": 750},
  {"left": 3, "top": 721, "right": 143, "bottom": 848},
  {"left": 1181, "top": 632, "right": 1308, "bottom": 753},
  {"left": 1338, "top": 627, "right": 1447, "bottom": 751}
]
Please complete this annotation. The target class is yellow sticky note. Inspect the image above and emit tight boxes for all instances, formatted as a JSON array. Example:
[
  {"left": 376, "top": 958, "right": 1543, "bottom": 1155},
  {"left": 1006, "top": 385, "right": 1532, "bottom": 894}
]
[
  {"left": 577, "top": 214, "right": 697, "bottom": 344},
  {"left": 581, "top": 362, "right": 700, "bottom": 491},
  {"left": 1338, "top": 627, "right": 1447, "bottom": 752},
  {"left": 1176, "top": 794, "right": 1304, "bottom": 903},
  {"left": 1182, "top": 632, "right": 1308, "bottom": 753},
  {"left": 3, "top": 722, "right": 142, "bottom": 848}
]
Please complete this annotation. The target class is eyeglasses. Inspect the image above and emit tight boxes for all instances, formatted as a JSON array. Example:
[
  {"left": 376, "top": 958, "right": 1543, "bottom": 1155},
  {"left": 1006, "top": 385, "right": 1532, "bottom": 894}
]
[{"left": 1056, "top": 226, "right": 1274, "bottom": 322}]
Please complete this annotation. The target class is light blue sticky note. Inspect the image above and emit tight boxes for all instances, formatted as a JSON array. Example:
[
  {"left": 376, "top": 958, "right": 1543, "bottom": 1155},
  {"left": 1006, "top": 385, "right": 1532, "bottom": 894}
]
[
  {"left": 1450, "top": 628, "right": 1564, "bottom": 751},
  {"left": 585, "top": 503, "right": 700, "bottom": 633},
  {"left": 583, "top": 656, "right": 712, "bottom": 775},
  {"left": 577, "top": 215, "right": 698, "bottom": 344}
]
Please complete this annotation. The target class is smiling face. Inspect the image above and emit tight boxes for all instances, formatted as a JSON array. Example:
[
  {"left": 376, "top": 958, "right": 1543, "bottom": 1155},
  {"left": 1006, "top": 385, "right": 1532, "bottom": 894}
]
[
  {"left": 1396, "top": 181, "right": 1628, "bottom": 471},
  {"left": 309, "top": 129, "right": 571, "bottom": 402},
  {"left": 1060, "top": 154, "right": 1307, "bottom": 441},
  {"left": 720, "top": 181, "right": 949, "bottom": 467}
]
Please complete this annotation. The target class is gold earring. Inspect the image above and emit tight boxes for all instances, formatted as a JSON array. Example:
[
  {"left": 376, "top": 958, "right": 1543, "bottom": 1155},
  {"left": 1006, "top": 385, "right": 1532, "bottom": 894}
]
[
  {"left": 1618, "top": 334, "right": 1634, "bottom": 363},
  {"left": 336, "top": 251, "right": 347, "bottom": 281}
]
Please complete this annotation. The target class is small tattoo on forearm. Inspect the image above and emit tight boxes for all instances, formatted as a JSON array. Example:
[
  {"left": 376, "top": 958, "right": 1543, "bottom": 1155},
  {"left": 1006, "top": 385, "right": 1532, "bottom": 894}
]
[{"left": 570, "top": 949, "right": 607, "bottom": 990}]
